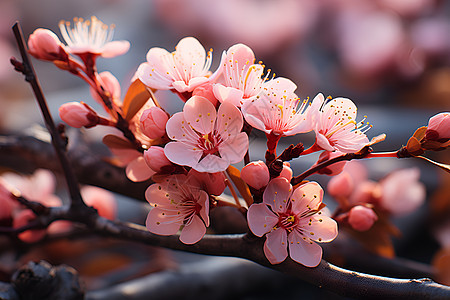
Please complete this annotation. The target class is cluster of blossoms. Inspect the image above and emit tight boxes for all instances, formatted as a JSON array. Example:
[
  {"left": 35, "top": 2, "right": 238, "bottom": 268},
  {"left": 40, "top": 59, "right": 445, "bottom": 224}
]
[{"left": 24, "top": 17, "right": 450, "bottom": 267}]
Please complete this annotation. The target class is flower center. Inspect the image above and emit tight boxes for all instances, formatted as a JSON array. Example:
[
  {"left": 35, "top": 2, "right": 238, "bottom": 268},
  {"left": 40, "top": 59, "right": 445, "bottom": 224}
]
[
  {"left": 277, "top": 212, "right": 298, "bottom": 232},
  {"left": 197, "top": 132, "right": 222, "bottom": 156}
]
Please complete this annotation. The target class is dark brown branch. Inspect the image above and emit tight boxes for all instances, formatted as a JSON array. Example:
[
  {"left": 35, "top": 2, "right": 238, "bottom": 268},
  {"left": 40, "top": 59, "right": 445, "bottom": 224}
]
[{"left": 11, "top": 22, "right": 85, "bottom": 211}]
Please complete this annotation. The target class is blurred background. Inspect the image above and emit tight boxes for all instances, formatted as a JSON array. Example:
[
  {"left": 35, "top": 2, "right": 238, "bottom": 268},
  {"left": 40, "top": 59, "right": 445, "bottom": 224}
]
[{"left": 1, "top": 0, "right": 450, "bottom": 298}]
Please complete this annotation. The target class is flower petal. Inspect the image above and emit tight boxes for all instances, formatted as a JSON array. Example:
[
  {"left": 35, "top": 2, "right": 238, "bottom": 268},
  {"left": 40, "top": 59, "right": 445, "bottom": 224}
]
[
  {"left": 146, "top": 207, "right": 181, "bottom": 236},
  {"left": 218, "top": 132, "right": 249, "bottom": 164},
  {"left": 198, "top": 190, "right": 210, "bottom": 227},
  {"left": 247, "top": 203, "right": 278, "bottom": 237},
  {"left": 174, "top": 37, "right": 206, "bottom": 71},
  {"left": 290, "top": 181, "right": 323, "bottom": 215},
  {"left": 263, "top": 177, "right": 292, "bottom": 213},
  {"left": 288, "top": 230, "right": 323, "bottom": 267},
  {"left": 194, "top": 154, "right": 230, "bottom": 173},
  {"left": 316, "top": 132, "right": 335, "bottom": 152},
  {"left": 137, "top": 61, "right": 172, "bottom": 90},
  {"left": 183, "top": 96, "right": 216, "bottom": 134},
  {"left": 126, "top": 156, "right": 156, "bottom": 182},
  {"left": 264, "top": 228, "right": 288, "bottom": 264},
  {"left": 164, "top": 141, "right": 202, "bottom": 168},
  {"left": 215, "top": 101, "right": 244, "bottom": 136},
  {"left": 180, "top": 214, "right": 206, "bottom": 244},
  {"left": 213, "top": 84, "right": 244, "bottom": 107},
  {"left": 166, "top": 112, "right": 199, "bottom": 143},
  {"left": 101, "top": 40, "right": 130, "bottom": 58},
  {"left": 301, "top": 215, "right": 338, "bottom": 243}
]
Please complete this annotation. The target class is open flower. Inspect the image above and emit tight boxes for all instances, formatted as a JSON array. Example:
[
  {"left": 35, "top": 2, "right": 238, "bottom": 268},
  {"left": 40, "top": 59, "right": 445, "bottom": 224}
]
[
  {"left": 247, "top": 178, "right": 338, "bottom": 267},
  {"left": 213, "top": 43, "right": 271, "bottom": 107},
  {"left": 309, "top": 93, "right": 371, "bottom": 153},
  {"left": 164, "top": 96, "right": 248, "bottom": 173},
  {"left": 59, "top": 16, "right": 130, "bottom": 58},
  {"left": 145, "top": 175, "right": 209, "bottom": 244},
  {"left": 241, "top": 78, "right": 312, "bottom": 136},
  {"left": 137, "top": 37, "right": 222, "bottom": 93}
]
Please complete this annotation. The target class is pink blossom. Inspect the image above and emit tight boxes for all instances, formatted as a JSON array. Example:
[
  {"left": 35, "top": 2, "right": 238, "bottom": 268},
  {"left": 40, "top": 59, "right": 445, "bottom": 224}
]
[
  {"left": 309, "top": 93, "right": 371, "bottom": 153},
  {"left": 213, "top": 43, "right": 270, "bottom": 107},
  {"left": 90, "top": 71, "right": 122, "bottom": 109},
  {"left": 186, "top": 169, "right": 226, "bottom": 196},
  {"left": 379, "top": 168, "right": 425, "bottom": 216},
  {"left": 28, "top": 28, "right": 66, "bottom": 61},
  {"left": 81, "top": 186, "right": 117, "bottom": 220},
  {"left": 426, "top": 112, "right": 450, "bottom": 141},
  {"left": 348, "top": 205, "right": 378, "bottom": 232},
  {"left": 327, "top": 171, "right": 354, "bottom": 198},
  {"left": 59, "top": 102, "right": 99, "bottom": 128},
  {"left": 164, "top": 96, "right": 248, "bottom": 173},
  {"left": 140, "top": 106, "right": 169, "bottom": 140},
  {"left": 241, "top": 160, "right": 270, "bottom": 190},
  {"left": 314, "top": 150, "right": 347, "bottom": 176},
  {"left": 125, "top": 156, "right": 156, "bottom": 182},
  {"left": 279, "top": 162, "right": 293, "bottom": 182},
  {"left": 144, "top": 146, "right": 172, "bottom": 172},
  {"left": 242, "top": 78, "right": 313, "bottom": 136},
  {"left": 247, "top": 178, "right": 338, "bottom": 266},
  {"left": 59, "top": 16, "right": 130, "bottom": 58},
  {"left": 145, "top": 175, "right": 209, "bottom": 244},
  {"left": 137, "top": 37, "right": 222, "bottom": 93}
]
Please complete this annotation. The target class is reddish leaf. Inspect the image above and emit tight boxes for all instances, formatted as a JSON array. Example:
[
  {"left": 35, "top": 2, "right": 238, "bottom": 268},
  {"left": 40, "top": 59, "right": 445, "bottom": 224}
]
[
  {"left": 226, "top": 166, "right": 253, "bottom": 207},
  {"left": 406, "top": 136, "right": 424, "bottom": 156},
  {"left": 122, "top": 79, "right": 151, "bottom": 121},
  {"left": 102, "top": 134, "right": 134, "bottom": 149},
  {"left": 412, "top": 126, "right": 427, "bottom": 141}
]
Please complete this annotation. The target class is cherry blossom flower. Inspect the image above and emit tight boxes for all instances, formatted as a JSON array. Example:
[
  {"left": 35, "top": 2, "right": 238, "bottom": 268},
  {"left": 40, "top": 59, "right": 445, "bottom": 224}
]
[
  {"left": 144, "top": 146, "right": 172, "bottom": 172},
  {"left": 145, "top": 175, "right": 209, "bottom": 244},
  {"left": 140, "top": 106, "right": 169, "bottom": 140},
  {"left": 247, "top": 178, "right": 338, "bottom": 266},
  {"left": 59, "top": 101, "right": 100, "bottom": 128},
  {"left": 348, "top": 205, "right": 378, "bottom": 232},
  {"left": 241, "top": 160, "right": 270, "bottom": 190},
  {"left": 309, "top": 93, "right": 371, "bottom": 153},
  {"left": 59, "top": 16, "right": 130, "bottom": 58},
  {"left": 213, "top": 43, "right": 271, "bottom": 107},
  {"left": 28, "top": 28, "right": 67, "bottom": 61},
  {"left": 164, "top": 96, "right": 248, "bottom": 173},
  {"left": 137, "top": 37, "right": 222, "bottom": 94},
  {"left": 241, "top": 78, "right": 313, "bottom": 136}
]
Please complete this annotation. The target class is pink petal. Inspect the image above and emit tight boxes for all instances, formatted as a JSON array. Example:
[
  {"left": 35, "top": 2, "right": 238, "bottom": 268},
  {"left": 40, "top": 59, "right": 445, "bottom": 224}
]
[
  {"left": 146, "top": 207, "right": 181, "bottom": 236},
  {"left": 264, "top": 77, "right": 297, "bottom": 96},
  {"left": 137, "top": 61, "right": 172, "bottom": 90},
  {"left": 164, "top": 141, "right": 202, "bottom": 168},
  {"left": 247, "top": 203, "right": 278, "bottom": 237},
  {"left": 187, "top": 77, "right": 210, "bottom": 92},
  {"left": 315, "top": 133, "right": 335, "bottom": 152},
  {"left": 213, "top": 84, "right": 245, "bottom": 107},
  {"left": 180, "top": 214, "right": 207, "bottom": 244},
  {"left": 101, "top": 40, "right": 130, "bottom": 58},
  {"left": 183, "top": 96, "right": 216, "bottom": 134},
  {"left": 194, "top": 153, "right": 230, "bottom": 173},
  {"left": 198, "top": 190, "right": 210, "bottom": 227},
  {"left": 263, "top": 178, "right": 292, "bottom": 213},
  {"left": 241, "top": 99, "right": 268, "bottom": 133},
  {"left": 301, "top": 215, "right": 338, "bottom": 243},
  {"left": 175, "top": 37, "right": 206, "bottom": 70},
  {"left": 166, "top": 112, "right": 199, "bottom": 143},
  {"left": 264, "top": 228, "right": 288, "bottom": 264},
  {"left": 218, "top": 132, "right": 249, "bottom": 164},
  {"left": 145, "top": 183, "right": 172, "bottom": 208},
  {"left": 125, "top": 156, "right": 156, "bottom": 182},
  {"left": 226, "top": 44, "right": 255, "bottom": 71},
  {"left": 172, "top": 81, "right": 190, "bottom": 93},
  {"left": 215, "top": 101, "right": 244, "bottom": 137},
  {"left": 290, "top": 182, "right": 323, "bottom": 215},
  {"left": 288, "top": 230, "right": 323, "bottom": 267}
]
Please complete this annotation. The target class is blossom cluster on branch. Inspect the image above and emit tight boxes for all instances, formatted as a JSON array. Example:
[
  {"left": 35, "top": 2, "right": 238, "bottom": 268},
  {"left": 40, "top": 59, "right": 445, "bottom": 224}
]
[{"left": 2, "top": 16, "right": 450, "bottom": 273}]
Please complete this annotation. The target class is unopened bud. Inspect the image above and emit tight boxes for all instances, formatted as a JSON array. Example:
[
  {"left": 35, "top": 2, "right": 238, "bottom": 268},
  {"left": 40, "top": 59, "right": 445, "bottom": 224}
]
[
  {"left": 140, "top": 107, "right": 169, "bottom": 139},
  {"left": 241, "top": 160, "right": 270, "bottom": 190},
  {"left": 426, "top": 112, "right": 450, "bottom": 141},
  {"left": 144, "top": 146, "right": 172, "bottom": 172},
  {"left": 327, "top": 171, "right": 354, "bottom": 198},
  {"left": 59, "top": 102, "right": 99, "bottom": 128},
  {"left": 279, "top": 162, "right": 293, "bottom": 182},
  {"left": 348, "top": 205, "right": 378, "bottom": 232},
  {"left": 28, "top": 28, "right": 66, "bottom": 61}
]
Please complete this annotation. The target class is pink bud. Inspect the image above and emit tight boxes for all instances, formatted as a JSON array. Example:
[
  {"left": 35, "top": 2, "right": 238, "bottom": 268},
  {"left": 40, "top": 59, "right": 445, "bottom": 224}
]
[
  {"left": 59, "top": 102, "right": 99, "bottom": 128},
  {"left": 140, "top": 107, "right": 169, "bottom": 139},
  {"left": 315, "top": 151, "right": 347, "bottom": 176},
  {"left": 426, "top": 112, "right": 450, "bottom": 141},
  {"left": 144, "top": 146, "right": 172, "bottom": 172},
  {"left": 348, "top": 205, "right": 378, "bottom": 232},
  {"left": 241, "top": 160, "right": 270, "bottom": 189},
  {"left": 327, "top": 171, "right": 354, "bottom": 198},
  {"left": 28, "top": 28, "right": 66, "bottom": 61},
  {"left": 90, "top": 71, "right": 121, "bottom": 108},
  {"left": 81, "top": 186, "right": 117, "bottom": 220},
  {"left": 278, "top": 162, "right": 293, "bottom": 182}
]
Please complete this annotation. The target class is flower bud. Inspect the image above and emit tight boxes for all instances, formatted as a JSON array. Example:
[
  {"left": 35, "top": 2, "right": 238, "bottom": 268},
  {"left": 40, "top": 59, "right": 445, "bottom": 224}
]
[
  {"left": 59, "top": 102, "right": 99, "bottom": 128},
  {"left": 144, "top": 146, "right": 172, "bottom": 172},
  {"left": 279, "top": 162, "right": 293, "bottom": 182},
  {"left": 140, "top": 107, "right": 169, "bottom": 139},
  {"left": 315, "top": 151, "right": 347, "bottom": 176},
  {"left": 28, "top": 28, "right": 66, "bottom": 61},
  {"left": 241, "top": 160, "right": 270, "bottom": 189},
  {"left": 426, "top": 112, "right": 450, "bottom": 141},
  {"left": 348, "top": 205, "right": 378, "bottom": 232},
  {"left": 327, "top": 171, "right": 354, "bottom": 198}
]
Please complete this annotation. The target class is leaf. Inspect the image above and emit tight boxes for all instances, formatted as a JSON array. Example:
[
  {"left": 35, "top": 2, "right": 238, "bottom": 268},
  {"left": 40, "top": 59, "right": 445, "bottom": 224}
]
[
  {"left": 406, "top": 136, "right": 424, "bottom": 156},
  {"left": 412, "top": 126, "right": 427, "bottom": 141},
  {"left": 226, "top": 166, "right": 253, "bottom": 207},
  {"left": 122, "top": 79, "right": 151, "bottom": 121},
  {"left": 102, "top": 134, "right": 134, "bottom": 149}
]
